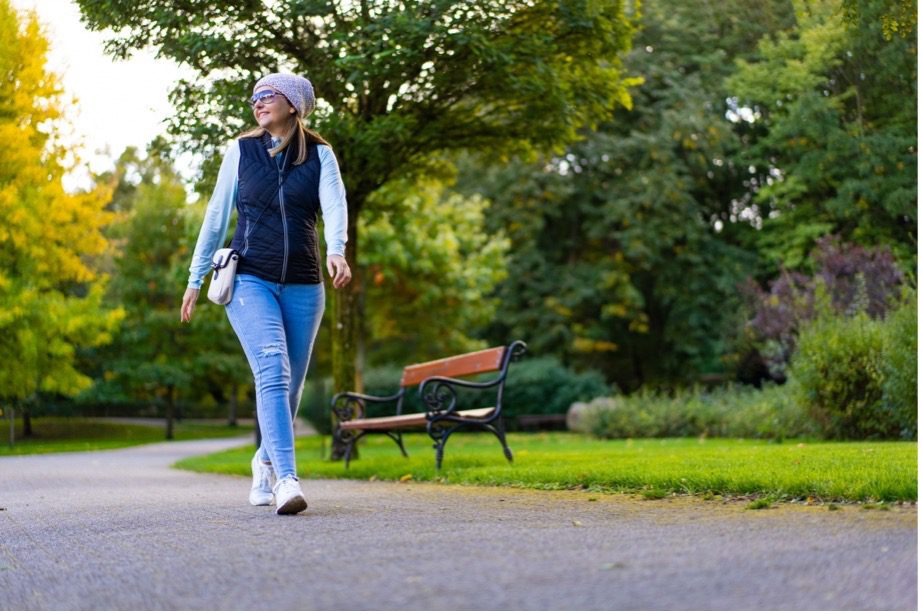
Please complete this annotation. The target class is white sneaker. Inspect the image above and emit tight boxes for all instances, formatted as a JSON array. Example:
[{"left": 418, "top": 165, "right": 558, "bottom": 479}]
[
  {"left": 273, "top": 476, "right": 307, "bottom": 515},
  {"left": 249, "top": 453, "right": 275, "bottom": 506}
]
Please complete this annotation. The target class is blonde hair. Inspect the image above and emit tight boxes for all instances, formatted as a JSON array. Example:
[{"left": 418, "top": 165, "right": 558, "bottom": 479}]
[{"left": 240, "top": 108, "right": 330, "bottom": 165}]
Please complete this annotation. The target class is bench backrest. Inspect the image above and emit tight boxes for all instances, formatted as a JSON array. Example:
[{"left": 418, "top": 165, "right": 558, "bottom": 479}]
[{"left": 400, "top": 346, "right": 507, "bottom": 388}]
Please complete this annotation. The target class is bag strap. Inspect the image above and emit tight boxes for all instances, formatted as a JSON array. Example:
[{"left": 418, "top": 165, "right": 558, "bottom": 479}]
[
  {"left": 211, "top": 249, "right": 238, "bottom": 271},
  {"left": 225, "top": 146, "right": 290, "bottom": 248}
]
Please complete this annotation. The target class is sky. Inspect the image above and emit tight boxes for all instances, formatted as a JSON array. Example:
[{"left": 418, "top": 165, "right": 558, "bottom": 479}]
[{"left": 11, "top": 0, "right": 194, "bottom": 191}]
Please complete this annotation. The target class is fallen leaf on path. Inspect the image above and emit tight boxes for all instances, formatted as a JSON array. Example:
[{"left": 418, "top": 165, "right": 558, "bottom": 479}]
[{"left": 399, "top": 474, "right": 413, "bottom": 482}]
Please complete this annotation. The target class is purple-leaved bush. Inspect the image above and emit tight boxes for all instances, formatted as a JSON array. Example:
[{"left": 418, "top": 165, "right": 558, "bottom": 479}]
[{"left": 741, "top": 236, "right": 904, "bottom": 378}]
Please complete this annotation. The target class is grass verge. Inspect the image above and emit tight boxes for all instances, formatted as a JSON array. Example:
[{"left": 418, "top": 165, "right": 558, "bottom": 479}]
[
  {"left": 0, "top": 417, "right": 248, "bottom": 456},
  {"left": 174, "top": 432, "right": 917, "bottom": 502}
]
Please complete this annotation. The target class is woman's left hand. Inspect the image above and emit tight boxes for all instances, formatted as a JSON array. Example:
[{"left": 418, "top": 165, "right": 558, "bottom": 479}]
[{"left": 326, "top": 255, "right": 352, "bottom": 289}]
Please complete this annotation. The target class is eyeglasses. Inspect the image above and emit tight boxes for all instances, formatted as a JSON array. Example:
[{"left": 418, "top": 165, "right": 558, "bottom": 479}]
[{"left": 248, "top": 90, "right": 280, "bottom": 107}]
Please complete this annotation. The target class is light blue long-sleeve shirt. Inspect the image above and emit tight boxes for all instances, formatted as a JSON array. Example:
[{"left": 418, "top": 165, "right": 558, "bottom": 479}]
[{"left": 187, "top": 138, "right": 348, "bottom": 289}]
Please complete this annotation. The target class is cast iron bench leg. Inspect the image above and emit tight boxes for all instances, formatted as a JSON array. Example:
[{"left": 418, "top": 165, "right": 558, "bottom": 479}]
[
  {"left": 434, "top": 433, "right": 448, "bottom": 470},
  {"left": 343, "top": 437, "right": 356, "bottom": 469},
  {"left": 384, "top": 432, "right": 409, "bottom": 458},
  {"left": 485, "top": 421, "right": 514, "bottom": 463},
  {"left": 428, "top": 424, "right": 456, "bottom": 471}
]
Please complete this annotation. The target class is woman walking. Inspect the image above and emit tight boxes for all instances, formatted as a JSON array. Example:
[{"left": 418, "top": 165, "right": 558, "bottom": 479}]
[{"left": 180, "top": 73, "right": 351, "bottom": 515}]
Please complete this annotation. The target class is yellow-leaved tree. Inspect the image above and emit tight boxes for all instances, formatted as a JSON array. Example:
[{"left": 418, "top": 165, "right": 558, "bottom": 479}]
[{"left": 0, "top": 0, "right": 123, "bottom": 435}]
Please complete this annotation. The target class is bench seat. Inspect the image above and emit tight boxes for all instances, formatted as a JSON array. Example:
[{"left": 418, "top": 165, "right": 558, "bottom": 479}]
[{"left": 340, "top": 407, "right": 494, "bottom": 431}]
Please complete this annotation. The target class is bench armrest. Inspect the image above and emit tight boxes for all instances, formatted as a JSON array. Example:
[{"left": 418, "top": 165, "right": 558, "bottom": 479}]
[
  {"left": 417, "top": 341, "right": 527, "bottom": 417},
  {"left": 418, "top": 374, "right": 504, "bottom": 392},
  {"left": 331, "top": 389, "right": 404, "bottom": 422},
  {"left": 417, "top": 375, "right": 501, "bottom": 417},
  {"left": 333, "top": 390, "right": 403, "bottom": 404}
]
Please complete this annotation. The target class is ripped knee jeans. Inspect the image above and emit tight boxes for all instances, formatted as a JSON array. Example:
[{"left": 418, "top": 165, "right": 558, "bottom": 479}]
[{"left": 225, "top": 274, "right": 325, "bottom": 479}]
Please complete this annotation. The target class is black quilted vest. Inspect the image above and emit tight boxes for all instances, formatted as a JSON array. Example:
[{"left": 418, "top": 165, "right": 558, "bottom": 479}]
[{"left": 230, "top": 134, "right": 323, "bottom": 284}]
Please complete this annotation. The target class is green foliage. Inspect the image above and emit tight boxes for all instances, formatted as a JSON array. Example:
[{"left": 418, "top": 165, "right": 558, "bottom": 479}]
[
  {"left": 360, "top": 177, "right": 510, "bottom": 364},
  {"left": 75, "top": 0, "right": 639, "bottom": 402},
  {"left": 580, "top": 383, "right": 816, "bottom": 441},
  {"left": 727, "top": 0, "right": 917, "bottom": 273},
  {"left": 0, "top": 0, "right": 123, "bottom": 403},
  {"left": 791, "top": 313, "right": 882, "bottom": 440},
  {"left": 841, "top": 0, "right": 917, "bottom": 40},
  {"left": 78, "top": 148, "right": 249, "bottom": 419},
  {"left": 880, "top": 291, "right": 917, "bottom": 438},
  {"left": 302, "top": 355, "right": 610, "bottom": 434},
  {"left": 75, "top": 0, "right": 638, "bottom": 205},
  {"left": 790, "top": 291, "right": 917, "bottom": 440},
  {"left": 55, "top": 0, "right": 917, "bottom": 417},
  {"left": 455, "top": 0, "right": 796, "bottom": 390}
]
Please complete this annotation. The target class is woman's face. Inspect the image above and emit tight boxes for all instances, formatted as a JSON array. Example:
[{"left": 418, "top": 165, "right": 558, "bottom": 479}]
[{"left": 252, "top": 87, "right": 295, "bottom": 135}]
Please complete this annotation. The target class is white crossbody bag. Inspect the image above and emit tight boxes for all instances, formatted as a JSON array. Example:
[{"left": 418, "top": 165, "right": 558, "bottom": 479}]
[
  {"left": 207, "top": 248, "right": 239, "bottom": 305},
  {"left": 208, "top": 146, "right": 289, "bottom": 305}
]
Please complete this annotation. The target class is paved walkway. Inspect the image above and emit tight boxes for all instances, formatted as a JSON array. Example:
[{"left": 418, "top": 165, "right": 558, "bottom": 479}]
[
  {"left": 0, "top": 438, "right": 916, "bottom": 610},
  {"left": 95, "top": 416, "right": 319, "bottom": 436}
]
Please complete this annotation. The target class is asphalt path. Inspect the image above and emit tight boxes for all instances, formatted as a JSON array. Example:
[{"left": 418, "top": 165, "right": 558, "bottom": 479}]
[{"left": 0, "top": 437, "right": 916, "bottom": 610}]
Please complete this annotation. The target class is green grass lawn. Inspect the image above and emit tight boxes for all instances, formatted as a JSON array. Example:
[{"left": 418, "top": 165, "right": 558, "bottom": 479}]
[
  {"left": 0, "top": 417, "right": 249, "bottom": 456},
  {"left": 175, "top": 432, "right": 918, "bottom": 502}
]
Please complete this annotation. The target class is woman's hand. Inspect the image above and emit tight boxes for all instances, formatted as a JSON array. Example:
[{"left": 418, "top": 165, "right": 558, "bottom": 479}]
[
  {"left": 181, "top": 288, "right": 200, "bottom": 322},
  {"left": 327, "top": 255, "right": 352, "bottom": 289}
]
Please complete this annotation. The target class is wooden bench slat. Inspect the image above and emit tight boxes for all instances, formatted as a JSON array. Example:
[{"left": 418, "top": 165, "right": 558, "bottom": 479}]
[
  {"left": 340, "top": 407, "right": 495, "bottom": 431},
  {"left": 399, "top": 346, "right": 506, "bottom": 387}
]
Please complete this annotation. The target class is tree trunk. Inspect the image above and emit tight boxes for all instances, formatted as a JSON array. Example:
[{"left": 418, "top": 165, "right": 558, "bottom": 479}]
[
  {"left": 228, "top": 384, "right": 238, "bottom": 427},
  {"left": 165, "top": 386, "right": 175, "bottom": 440},
  {"left": 330, "top": 216, "right": 362, "bottom": 460}
]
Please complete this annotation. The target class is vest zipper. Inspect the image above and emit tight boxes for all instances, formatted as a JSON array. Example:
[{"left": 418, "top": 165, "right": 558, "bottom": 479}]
[{"left": 278, "top": 167, "right": 289, "bottom": 283}]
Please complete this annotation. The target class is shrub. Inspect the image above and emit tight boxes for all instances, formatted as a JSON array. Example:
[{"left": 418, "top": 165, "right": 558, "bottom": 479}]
[
  {"left": 880, "top": 295, "right": 917, "bottom": 439},
  {"left": 300, "top": 355, "right": 611, "bottom": 434},
  {"left": 740, "top": 236, "right": 905, "bottom": 378},
  {"left": 584, "top": 290, "right": 917, "bottom": 444},
  {"left": 578, "top": 383, "right": 816, "bottom": 441},
  {"left": 790, "top": 314, "right": 888, "bottom": 439},
  {"left": 790, "top": 291, "right": 917, "bottom": 440}
]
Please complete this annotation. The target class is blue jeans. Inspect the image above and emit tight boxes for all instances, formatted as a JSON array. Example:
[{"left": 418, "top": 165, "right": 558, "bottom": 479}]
[{"left": 225, "top": 274, "right": 325, "bottom": 479}]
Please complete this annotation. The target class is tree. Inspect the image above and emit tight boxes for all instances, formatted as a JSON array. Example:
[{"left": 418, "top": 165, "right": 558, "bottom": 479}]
[
  {"left": 0, "top": 0, "right": 122, "bottom": 434},
  {"left": 83, "top": 148, "right": 249, "bottom": 438},
  {"left": 726, "top": 0, "right": 917, "bottom": 273},
  {"left": 75, "top": 0, "right": 639, "bottom": 455},
  {"left": 453, "top": 0, "right": 796, "bottom": 390},
  {"left": 359, "top": 175, "right": 510, "bottom": 366}
]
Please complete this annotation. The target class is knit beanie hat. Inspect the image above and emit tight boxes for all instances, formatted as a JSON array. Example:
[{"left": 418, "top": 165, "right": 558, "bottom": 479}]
[{"left": 253, "top": 73, "right": 316, "bottom": 117}]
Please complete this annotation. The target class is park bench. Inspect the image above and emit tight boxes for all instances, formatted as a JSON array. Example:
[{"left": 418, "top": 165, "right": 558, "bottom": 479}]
[{"left": 331, "top": 340, "right": 527, "bottom": 469}]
